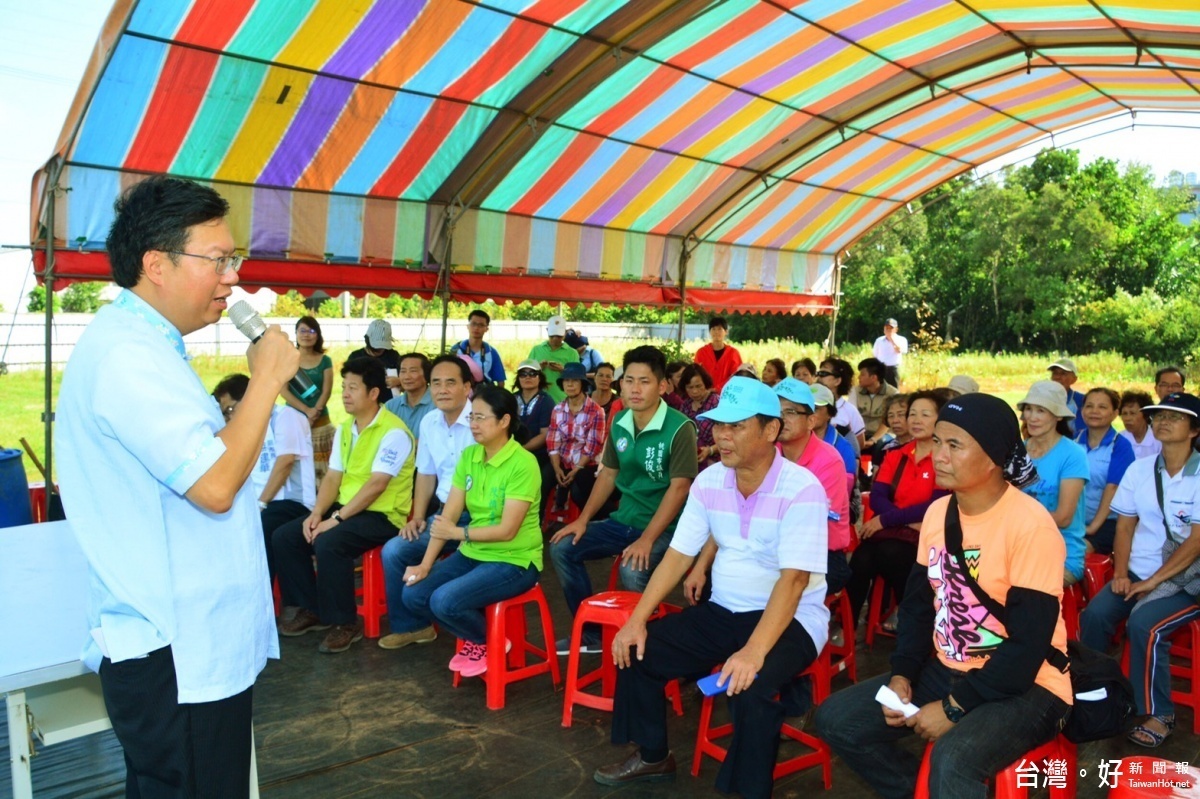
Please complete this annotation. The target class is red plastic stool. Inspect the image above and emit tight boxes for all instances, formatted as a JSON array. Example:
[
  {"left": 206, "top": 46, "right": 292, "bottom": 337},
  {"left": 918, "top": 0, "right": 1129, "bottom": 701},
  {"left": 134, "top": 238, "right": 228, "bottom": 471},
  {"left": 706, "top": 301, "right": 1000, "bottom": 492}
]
[
  {"left": 272, "top": 577, "right": 282, "bottom": 617},
  {"left": 690, "top": 651, "right": 833, "bottom": 787},
  {"left": 1062, "top": 581, "right": 1085, "bottom": 641},
  {"left": 1106, "top": 756, "right": 1200, "bottom": 797},
  {"left": 354, "top": 546, "right": 387, "bottom": 638},
  {"left": 452, "top": 584, "right": 561, "bottom": 710},
  {"left": 543, "top": 492, "right": 579, "bottom": 531},
  {"left": 1084, "top": 553, "right": 1113, "bottom": 601},
  {"left": 865, "top": 578, "right": 898, "bottom": 648},
  {"left": 914, "top": 734, "right": 1076, "bottom": 798},
  {"left": 820, "top": 590, "right": 858, "bottom": 689},
  {"left": 561, "top": 591, "right": 683, "bottom": 727}
]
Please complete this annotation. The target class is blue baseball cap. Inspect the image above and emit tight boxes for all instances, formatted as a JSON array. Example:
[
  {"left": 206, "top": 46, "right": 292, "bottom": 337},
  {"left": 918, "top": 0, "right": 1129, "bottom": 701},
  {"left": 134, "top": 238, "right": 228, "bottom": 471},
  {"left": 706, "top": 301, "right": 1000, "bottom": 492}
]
[
  {"left": 698, "top": 377, "right": 783, "bottom": 423},
  {"left": 774, "top": 378, "right": 815, "bottom": 411}
]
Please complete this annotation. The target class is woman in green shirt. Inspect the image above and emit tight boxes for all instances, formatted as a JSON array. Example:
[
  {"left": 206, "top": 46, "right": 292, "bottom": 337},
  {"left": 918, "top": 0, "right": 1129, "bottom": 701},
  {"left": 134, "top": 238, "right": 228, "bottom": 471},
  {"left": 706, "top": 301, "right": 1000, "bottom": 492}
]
[
  {"left": 399, "top": 385, "right": 543, "bottom": 677},
  {"left": 281, "top": 315, "right": 334, "bottom": 482}
]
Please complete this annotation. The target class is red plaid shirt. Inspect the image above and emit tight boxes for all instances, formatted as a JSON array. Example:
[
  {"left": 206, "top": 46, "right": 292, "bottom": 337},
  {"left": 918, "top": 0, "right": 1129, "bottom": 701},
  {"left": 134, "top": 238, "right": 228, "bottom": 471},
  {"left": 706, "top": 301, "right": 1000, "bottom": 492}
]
[{"left": 546, "top": 396, "right": 606, "bottom": 468}]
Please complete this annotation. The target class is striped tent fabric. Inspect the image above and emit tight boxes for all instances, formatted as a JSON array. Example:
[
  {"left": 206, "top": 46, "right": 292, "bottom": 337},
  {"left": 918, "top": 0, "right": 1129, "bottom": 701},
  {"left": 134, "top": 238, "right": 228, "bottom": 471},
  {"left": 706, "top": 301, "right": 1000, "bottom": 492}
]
[{"left": 32, "top": 0, "right": 1200, "bottom": 313}]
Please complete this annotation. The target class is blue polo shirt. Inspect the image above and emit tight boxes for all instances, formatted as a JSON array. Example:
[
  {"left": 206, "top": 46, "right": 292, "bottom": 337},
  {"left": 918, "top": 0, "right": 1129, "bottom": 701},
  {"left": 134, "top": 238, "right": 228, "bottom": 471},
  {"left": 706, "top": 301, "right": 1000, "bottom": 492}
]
[
  {"left": 821, "top": 424, "right": 857, "bottom": 477},
  {"left": 1074, "top": 426, "right": 1136, "bottom": 523},
  {"left": 57, "top": 290, "right": 277, "bottom": 703}
]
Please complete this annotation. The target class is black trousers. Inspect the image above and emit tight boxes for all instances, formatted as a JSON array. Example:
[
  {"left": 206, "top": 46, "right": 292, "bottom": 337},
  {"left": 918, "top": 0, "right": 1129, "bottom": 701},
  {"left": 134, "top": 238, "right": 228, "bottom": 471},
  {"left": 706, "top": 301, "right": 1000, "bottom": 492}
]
[
  {"left": 259, "top": 499, "right": 310, "bottom": 583},
  {"left": 883, "top": 365, "right": 900, "bottom": 388},
  {"left": 846, "top": 537, "right": 917, "bottom": 628},
  {"left": 100, "top": 646, "right": 253, "bottom": 799},
  {"left": 272, "top": 507, "right": 396, "bottom": 625},
  {"left": 611, "top": 601, "right": 817, "bottom": 799}
]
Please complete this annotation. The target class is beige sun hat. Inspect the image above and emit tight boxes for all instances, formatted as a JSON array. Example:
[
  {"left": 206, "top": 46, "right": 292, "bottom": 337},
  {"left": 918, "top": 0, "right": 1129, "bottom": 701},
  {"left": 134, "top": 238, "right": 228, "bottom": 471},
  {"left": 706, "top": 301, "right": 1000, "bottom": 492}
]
[
  {"left": 1016, "top": 380, "right": 1073, "bottom": 418},
  {"left": 947, "top": 374, "right": 979, "bottom": 395}
]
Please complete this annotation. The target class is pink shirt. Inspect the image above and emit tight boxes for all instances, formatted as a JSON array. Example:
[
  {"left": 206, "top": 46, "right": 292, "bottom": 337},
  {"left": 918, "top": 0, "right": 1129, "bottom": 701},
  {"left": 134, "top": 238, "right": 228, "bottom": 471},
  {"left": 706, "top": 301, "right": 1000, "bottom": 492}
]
[{"left": 779, "top": 434, "right": 852, "bottom": 551}]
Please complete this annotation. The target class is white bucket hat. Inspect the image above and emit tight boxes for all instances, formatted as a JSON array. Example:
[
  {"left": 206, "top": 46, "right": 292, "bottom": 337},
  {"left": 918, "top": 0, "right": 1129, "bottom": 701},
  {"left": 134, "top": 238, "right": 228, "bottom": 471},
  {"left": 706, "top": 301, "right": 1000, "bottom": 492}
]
[{"left": 1017, "top": 380, "right": 1073, "bottom": 418}]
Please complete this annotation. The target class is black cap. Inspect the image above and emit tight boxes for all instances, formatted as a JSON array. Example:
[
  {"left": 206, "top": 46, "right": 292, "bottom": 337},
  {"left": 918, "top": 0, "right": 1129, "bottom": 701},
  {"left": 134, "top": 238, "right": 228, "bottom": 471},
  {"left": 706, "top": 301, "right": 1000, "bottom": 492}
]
[{"left": 1144, "top": 392, "right": 1200, "bottom": 419}]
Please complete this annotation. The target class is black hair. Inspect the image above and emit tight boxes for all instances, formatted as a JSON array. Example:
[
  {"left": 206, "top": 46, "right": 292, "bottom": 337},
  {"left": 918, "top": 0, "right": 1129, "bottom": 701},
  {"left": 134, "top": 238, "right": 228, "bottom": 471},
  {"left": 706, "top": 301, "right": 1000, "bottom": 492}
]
[
  {"left": 1120, "top": 389, "right": 1154, "bottom": 410},
  {"left": 512, "top": 367, "right": 548, "bottom": 392},
  {"left": 341, "top": 357, "right": 388, "bottom": 404},
  {"left": 213, "top": 373, "right": 249, "bottom": 401},
  {"left": 430, "top": 353, "right": 474, "bottom": 386},
  {"left": 755, "top": 413, "right": 783, "bottom": 444},
  {"left": 468, "top": 309, "right": 491, "bottom": 325},
  {"left": 473, "top": 385, "right": 529, "bottom": 445},
  {"left": 708, "top": 316, "right": 728, "bottom": 331},
  {"left": 296, "top": 315, "right": 325, "bottom": 353},
  {"left": 106, "top": 176, "right": 230, "bottom": 288},
  {"left": 857, "top": 357, "right": 886, "bottom": 381},
  {"left": 907, "top": 389, "right": 948, "bottom": 415},
  {"left": 623, "top": 345, "right": 667, "bottom": 381},
  {"left": 595, "top": 362, "right": 616, "bottom": 375},
  {"left": 680, "top": 363, "right": 714, "bottom": 391},
  {"left": 883, "top": 393, "right": 909, "bottom": 417},
  {"left": 791, "top": 357, "right": 817, "bottom": 377},
  {"left": 1084, "top": 387, "right": 1120, "bottom": 412},
  {"left": 821, "top": 357, "right": 854, "bottom": 397},
  {"left": 763, "top": 358, "right": 786, "bottom": 381},
  {"left": 399, "top": 352, "right": 432, "bottom": 382},
  {"left": 1156, "top": 366, "right": 1186, "bottom": 388}
]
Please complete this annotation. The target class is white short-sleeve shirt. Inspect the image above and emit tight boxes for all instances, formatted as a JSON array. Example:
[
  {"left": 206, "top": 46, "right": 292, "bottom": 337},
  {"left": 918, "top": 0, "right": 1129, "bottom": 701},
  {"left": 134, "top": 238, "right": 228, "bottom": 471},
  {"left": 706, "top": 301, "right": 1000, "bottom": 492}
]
[
  {"left": 416, "top": 404, "right": 476, "bottom": 503},
  {"left": 251, "top": 405, "right": 315, "bottom": 508},
  {"left": 1111, "top": 453, "right": 1200, "bottom": 580},
  {"left": 328, "top": 408, "right": 413, "bottom": 477}
]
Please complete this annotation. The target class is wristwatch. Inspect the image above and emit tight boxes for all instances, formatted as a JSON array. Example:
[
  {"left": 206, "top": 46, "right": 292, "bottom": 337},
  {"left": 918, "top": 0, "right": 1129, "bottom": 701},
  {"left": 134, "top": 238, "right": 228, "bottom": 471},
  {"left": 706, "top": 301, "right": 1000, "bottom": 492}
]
[
  {"left": 332, "top": 511, "right": 344, "bottom": 523},
  {"left": 942, "top": 697, "right": 966, "bottom": 723}
]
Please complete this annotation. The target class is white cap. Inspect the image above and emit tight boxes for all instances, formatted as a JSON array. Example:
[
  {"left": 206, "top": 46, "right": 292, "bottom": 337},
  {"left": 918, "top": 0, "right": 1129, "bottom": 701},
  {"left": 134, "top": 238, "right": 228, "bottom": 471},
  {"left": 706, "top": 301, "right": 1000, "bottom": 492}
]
[
  {"left": 366, "top": 319, "right": 393, "bottom": 349},
  {"left": 547, "top": 315, "right": 567, "bottom": 337}
]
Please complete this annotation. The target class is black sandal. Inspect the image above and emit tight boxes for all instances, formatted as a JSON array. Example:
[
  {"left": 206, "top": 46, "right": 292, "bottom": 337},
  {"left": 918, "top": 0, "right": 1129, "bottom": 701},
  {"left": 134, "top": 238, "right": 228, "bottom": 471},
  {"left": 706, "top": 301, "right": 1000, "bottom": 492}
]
[{"left": 1128, "top": 715, "right": 1175, "bottom": 748}]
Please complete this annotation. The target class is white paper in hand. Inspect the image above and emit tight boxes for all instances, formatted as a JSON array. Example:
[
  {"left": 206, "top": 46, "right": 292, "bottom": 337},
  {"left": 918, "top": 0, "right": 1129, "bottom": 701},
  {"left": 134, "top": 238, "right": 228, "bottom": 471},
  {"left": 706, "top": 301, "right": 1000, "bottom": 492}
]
[{"left": 875, "top": 685, "right": 920, "bottom": 718}]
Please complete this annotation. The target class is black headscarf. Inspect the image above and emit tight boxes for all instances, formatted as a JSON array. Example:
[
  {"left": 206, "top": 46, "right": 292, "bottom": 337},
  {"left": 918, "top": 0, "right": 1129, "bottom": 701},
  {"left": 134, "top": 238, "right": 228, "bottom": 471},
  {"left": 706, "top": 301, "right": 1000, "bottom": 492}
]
[{"left": 937, "top": 393, "right": 1038, "bottom": 489}]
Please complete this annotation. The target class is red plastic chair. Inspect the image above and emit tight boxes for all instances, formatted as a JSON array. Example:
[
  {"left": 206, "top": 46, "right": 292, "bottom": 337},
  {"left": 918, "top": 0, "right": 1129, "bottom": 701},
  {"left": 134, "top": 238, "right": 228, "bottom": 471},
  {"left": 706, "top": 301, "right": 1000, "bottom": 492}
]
[
  {"left": 691, "top": 650, "right": 833, "bottom": 788},
  {"left": 821, "top": 590, "right": 858, "bottom": 688},
  {"left": 1118, "top": 617, "right": 1200, "bottom": 734},
  {"left": 1062, "top": 582, "right": 1085, "bottom": 641},
  {"left": 354, "top": 547, "right": 387, "bottom": 638},
  {"left": 452, "top": 584, "right": 561, "bottom": 710},
  {"left": 1083, "top": 553, "right": 1113, "bottom": 601},
  {"left": 561, "top": 591, "right": 683, "bottom": 727},
  {"left": 543, "top": 492, "right": 579, "bottom": 531},
  {"left": 865, "top": 578, "right": 898, "bottom": 648},
  {"left": 914, "top": 734, "right": 1076, "bottom": 798}
]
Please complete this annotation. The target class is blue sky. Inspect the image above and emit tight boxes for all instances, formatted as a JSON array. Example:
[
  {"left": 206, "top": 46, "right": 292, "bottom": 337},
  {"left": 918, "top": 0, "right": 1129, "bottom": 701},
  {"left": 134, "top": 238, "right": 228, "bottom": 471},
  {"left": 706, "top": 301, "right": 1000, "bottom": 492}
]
[{"left": 1, "top": 0, "right": 1197, "bottom": 313}]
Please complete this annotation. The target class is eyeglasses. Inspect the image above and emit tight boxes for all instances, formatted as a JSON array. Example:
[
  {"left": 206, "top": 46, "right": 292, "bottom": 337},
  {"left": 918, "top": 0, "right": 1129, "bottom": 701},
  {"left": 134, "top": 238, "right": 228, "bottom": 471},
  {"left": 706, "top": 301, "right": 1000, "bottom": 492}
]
[
  {"left": 221, "top": 402, "right": 237, "bottom": 419},
  {"left": 781, "top": 408, "right": 811, "bottom": 419},
  {"left": 164, "top": 250, "right": 243, "bottom": 275},
  {"left": 297, "top": 327, "right": 318, "bottom": 335},
  {"left": 1157, "top": 382, "right": 1185, "bottom": 392},
  {"left": 518, "top": 370, "right": 539, "bottom": 378},
  {"left": 467, "top": 413, "right": 496, "bottom": 423},
  {"left": 1151, "top": 411, "right": 1191, "bottom": 424}
]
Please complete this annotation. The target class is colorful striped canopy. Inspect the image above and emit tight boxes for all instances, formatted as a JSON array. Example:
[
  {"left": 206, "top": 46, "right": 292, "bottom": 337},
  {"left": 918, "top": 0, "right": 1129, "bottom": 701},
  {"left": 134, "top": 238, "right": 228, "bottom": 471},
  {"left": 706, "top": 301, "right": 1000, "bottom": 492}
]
[{"left": 31, "top": 0, "right": 1200, "bottom": 313}]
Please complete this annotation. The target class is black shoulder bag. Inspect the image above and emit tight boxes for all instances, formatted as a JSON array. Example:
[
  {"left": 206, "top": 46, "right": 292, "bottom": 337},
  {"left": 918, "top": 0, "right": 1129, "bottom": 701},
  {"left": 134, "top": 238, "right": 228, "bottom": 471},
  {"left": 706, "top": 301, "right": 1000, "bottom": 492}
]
[{"left": 943, "top": 496, "right": 1134, "bottom": 743}]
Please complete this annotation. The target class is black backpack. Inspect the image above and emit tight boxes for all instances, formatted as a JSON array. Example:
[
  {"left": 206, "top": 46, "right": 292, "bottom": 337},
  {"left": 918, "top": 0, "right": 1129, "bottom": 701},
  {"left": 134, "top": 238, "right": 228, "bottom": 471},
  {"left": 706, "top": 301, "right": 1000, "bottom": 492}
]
[{"left": 944, "top": 496, "right": 1135, "bottom": 743}]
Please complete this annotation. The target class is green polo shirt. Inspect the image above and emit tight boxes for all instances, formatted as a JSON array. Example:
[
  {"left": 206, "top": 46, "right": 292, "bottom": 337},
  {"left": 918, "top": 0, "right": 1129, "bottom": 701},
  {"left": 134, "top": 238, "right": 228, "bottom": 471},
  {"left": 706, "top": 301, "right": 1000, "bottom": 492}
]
[
  {"left": 453, "top": 436, "right": 543, "bottom": 570},
  {"left": 601, "top": 399, "right": 698, "bottom": 533},
  {"left": 528, "top": 340, "right": 580, "bottom": 402}
]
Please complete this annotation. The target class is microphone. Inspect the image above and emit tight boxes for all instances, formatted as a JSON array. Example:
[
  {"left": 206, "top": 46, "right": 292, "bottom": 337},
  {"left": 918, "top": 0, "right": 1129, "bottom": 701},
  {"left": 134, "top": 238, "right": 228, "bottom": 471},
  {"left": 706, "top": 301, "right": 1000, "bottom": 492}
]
[{"left": 227, "top": 300, "right": 317, "bottom": 401}]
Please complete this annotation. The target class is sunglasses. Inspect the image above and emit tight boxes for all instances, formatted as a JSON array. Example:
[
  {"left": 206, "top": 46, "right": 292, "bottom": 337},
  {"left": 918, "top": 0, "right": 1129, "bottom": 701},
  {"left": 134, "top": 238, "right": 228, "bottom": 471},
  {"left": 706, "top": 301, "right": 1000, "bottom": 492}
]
[
  {"left": 518, "top": 370, "right": 539, "bottom": 378},
  {"left": 815, "top": 370, "right": 834, "bottom": 378}
]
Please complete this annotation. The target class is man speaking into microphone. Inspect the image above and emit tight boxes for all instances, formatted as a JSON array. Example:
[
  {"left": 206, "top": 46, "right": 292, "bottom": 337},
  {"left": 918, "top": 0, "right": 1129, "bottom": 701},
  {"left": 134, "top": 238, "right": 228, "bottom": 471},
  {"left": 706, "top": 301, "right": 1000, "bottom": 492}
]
[{"left": 56, "top": 176, "right": 297, "bottom": 798}]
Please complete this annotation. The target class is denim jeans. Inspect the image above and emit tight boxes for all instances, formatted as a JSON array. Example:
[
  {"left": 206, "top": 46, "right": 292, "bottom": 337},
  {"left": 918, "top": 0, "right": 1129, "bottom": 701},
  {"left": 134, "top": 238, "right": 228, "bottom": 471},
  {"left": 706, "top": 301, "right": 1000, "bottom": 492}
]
[
  {"left": 396, "top": 551, "right": 540, "bottom": 643},
  {"left": 549, "top": 517, "right": 672, "bottom": 619},
  {"left": 814, "top": 660, "right": 1068, "bottom": 799},
  {"left": 1078, "top": 572, "right": 1143, "bottom": 653},
  {"left": 381, "top": 510, "right": 468, "bottom": 634},
  {"left": 1127, "top": 591, "right": 1200, "bottom": 716}
]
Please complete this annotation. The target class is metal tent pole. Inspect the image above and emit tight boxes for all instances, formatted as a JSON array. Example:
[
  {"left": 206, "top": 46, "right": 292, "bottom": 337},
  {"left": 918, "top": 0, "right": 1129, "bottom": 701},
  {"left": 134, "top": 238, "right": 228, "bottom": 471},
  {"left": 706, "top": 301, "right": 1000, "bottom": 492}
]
[
  {"left": 826, "top": 253, "right": 843, "bottom": 355},
  {"left": 42, "top": 160, "right": 62, "bottom": 519},
  {"left": 676, "top": 238, "right": 692, "bottom": 345}
]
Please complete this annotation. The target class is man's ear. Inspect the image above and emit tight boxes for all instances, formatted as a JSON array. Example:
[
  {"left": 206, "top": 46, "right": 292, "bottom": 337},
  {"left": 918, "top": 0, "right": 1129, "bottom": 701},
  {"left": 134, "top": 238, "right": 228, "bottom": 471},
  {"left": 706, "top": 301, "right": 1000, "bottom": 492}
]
[{"left": 141, "top": 249, "right": 169, "bottom": 288}]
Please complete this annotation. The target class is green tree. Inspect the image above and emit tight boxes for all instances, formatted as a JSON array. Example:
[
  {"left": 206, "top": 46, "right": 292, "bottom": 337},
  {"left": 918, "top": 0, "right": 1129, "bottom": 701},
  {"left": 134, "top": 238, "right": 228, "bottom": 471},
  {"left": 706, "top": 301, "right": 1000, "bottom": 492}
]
[
  {"left": 26, "top": 285, "right": 61, "bottom": 313},
  {"left": 61, "top": 282, "right": 105, "bottom": 313}
]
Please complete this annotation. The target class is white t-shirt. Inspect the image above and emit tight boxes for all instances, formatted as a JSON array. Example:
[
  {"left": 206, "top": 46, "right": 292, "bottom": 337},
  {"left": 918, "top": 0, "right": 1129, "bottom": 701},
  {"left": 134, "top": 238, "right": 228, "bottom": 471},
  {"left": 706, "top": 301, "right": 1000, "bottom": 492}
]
[
  {"left": 1111, "top": 454, "right": 1200, "bottom": 580},
  {"left": 329, "top": 408, "right": 413, "bottom": 477},
  {"left": 251, "top": 406, "right": 316, "bottom": 508},
  {"left": 416, "top": 404, "right": 476, "bottom": 503},
  {"left": 873, "top": 333, "right": 908, "bottom": 367},
  {"left": 833, "top": 398, "right": 866, "bottom": 441},
  {"left": 1120, "top": 428, "right": 1162, "bottom": 461}
]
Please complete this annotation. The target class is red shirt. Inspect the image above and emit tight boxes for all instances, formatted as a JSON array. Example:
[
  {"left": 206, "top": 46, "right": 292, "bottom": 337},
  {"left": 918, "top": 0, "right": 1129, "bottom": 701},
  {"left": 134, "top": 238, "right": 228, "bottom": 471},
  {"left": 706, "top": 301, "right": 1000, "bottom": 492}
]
[
  {"left": 694, "top": 343, "right": 743, "bottom": 392},
  {"left": 871, "top": 440, "right": 944, "bottom": 528}
]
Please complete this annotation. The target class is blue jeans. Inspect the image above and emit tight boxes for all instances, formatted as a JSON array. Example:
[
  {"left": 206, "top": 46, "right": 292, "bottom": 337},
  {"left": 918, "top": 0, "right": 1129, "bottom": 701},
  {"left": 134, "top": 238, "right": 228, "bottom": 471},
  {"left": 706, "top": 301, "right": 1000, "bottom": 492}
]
[
  {"left": 381, "top": 511, "right": 468, "bottom": 634},
  {"left": 396, "top": 551, "right": 540, "bottom": 644},
  {"left": 814, "top": 660, "right": 1068, "bottom": 799},
  {"left": 549, "top": 517, "right": 672, "bottom": 618},
  {"left": 1127, "top": 591, "right": 1200, "bottom": 716},
  {"left": 1079, "top": 572, "right": 1143, "bottom": 653}
]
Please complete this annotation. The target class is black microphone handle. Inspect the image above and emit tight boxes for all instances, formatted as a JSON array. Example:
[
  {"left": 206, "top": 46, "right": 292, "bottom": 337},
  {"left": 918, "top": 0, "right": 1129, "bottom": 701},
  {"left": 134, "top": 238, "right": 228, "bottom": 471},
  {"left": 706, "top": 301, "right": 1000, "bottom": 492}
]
[{"left": 246, "top": 328, "right": 317, "bottom": 401}]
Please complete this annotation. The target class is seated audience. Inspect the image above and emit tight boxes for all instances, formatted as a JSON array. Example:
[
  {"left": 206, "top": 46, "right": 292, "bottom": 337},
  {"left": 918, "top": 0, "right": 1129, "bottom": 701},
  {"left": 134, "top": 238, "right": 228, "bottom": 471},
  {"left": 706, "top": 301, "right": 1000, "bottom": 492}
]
[
  {"left": 1154, "top": 365, "right": 1186, "bottom": 401},
  {"left": 847, "top": 390, "right": 949, "bottom": 634},
  {"left": 761, "top": 358, "right": 786, "bottom": 387},
  {"left": 734, "top": 362, "right": 759, "bottom": 380},
  {"left": 547, "top": 362, "right": 607, "bottom": 512},
  {"left": 1046, "top": 357, "right": 1085, "bottom": 435},
  {"left": 214, "top": 374, "right": 315, "bottom": 584},
  {"left": 449, "top": 308, "right": 506, "bottom": 387},
  {"left": 819, "top": 357, "right": 866, "bottom": 452},
  {"left": 594, "top": 377, "right": 828, "bottom": 798},
  {"left": 566, "top": 329, "right": 605, "bottom": 378},
  {"left": 1019, "top": 380, "right": 1089, "bottom": 585},
  {"left": 1119, "top": 389, "right": 1161, "bottom": 460},
  {"left": 679, "top": 363, "right": 721, "bottom": 468},
  {"left": 1079, "top": 392, "right": 1200, "bottom": 748},
  {"left": 385, "top": 352, "right": 433, "bottom": 437},
  {"left": 275, "top": 358, "right": 416, "bottom": 653},
  {"left": 591, "top": 362, "right": 622, "bottom": 421},
  {"left": 513, "top": 359, "right": 555, "bottom": 523},
  {"left": 550, "top": 346, "right": 698, "bottom": 654},
  {"left": 664, "top": 360, "right": 689, "bottom": 411},
  {"left": 378, "top": 356, "right": 476, "bottom": 650},
  {"left": 816, "top": 393, "right": 1071, "bottom": 798},
  {"left": 811, "top": 383, "right": 858, "bottom": 496},
  {"left": 396, "top": 386, "right": 544, "bottom": 678},
  {"left": 1076, "top": 387, "right": 1136, "bottom": 556},
  {"left": 282, "top": 315, "right": 334, "bottom": 483},
  {"left": 852, "top": 357, "right": 899, "bottom": 453},
  {"left": 876, "top": 393, "right": 911, "bottom": 458},
  {"left": 791, "top": 357, "right": 817, "bottom": 384}
]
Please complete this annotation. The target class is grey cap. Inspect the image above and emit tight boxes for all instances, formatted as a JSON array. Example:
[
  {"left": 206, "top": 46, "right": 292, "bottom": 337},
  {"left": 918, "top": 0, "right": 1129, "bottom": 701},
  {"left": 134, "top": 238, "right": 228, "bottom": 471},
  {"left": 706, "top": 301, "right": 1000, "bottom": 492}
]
[{"left": 811, "top": 383, "right": 837, "bottom": 408}]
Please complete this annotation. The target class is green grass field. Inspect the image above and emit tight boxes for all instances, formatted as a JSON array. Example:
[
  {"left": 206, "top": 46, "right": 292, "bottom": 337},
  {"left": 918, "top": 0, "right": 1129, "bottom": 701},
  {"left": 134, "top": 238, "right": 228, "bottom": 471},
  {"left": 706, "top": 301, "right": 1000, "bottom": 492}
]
[{"left": 1, "top": 338, "right": 1164, "bottom": 483}]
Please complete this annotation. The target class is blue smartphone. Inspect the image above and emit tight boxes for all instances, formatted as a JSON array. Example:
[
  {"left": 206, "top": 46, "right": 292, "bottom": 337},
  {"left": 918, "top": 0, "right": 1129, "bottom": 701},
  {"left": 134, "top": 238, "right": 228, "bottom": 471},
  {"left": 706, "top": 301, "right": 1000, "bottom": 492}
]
[{"left": 697, "top": 671, "right": 758, "bottom": 696}]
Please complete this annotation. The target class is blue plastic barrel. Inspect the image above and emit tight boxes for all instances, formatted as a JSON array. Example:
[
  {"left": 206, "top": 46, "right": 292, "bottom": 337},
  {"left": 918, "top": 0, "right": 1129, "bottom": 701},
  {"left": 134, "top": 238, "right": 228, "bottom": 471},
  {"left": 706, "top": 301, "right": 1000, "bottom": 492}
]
[{"left": 0, "top": 448, "right": 33, "bottom": 528}]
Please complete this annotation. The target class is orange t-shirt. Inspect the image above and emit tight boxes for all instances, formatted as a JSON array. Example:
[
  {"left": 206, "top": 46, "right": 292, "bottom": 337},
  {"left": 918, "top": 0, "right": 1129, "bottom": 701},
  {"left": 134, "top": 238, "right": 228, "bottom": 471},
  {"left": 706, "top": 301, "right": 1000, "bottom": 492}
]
[{"left": 918, "top": 487, "right": 1072, "bottom": 705}]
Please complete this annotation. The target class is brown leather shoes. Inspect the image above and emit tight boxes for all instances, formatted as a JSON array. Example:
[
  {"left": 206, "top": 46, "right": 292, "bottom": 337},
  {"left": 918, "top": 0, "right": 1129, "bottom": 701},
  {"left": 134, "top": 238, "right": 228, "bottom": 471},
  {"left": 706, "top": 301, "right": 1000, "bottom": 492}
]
[
  {"left": 319, "top": 622, "right": 364, "bottom": 653},
  {"left": 593, "top": 748, "right": 676, "bottom": 786},
  {"left": 277, "top": 608, "right": 330, "bottom": 637}
]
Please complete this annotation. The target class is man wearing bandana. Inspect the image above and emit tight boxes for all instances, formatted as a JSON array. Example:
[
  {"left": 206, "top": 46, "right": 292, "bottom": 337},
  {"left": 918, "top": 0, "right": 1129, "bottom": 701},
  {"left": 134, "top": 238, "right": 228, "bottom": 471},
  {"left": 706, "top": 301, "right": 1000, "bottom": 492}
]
[{"left": 815, "top": 393, "right": 1072, "bottom": 799}]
